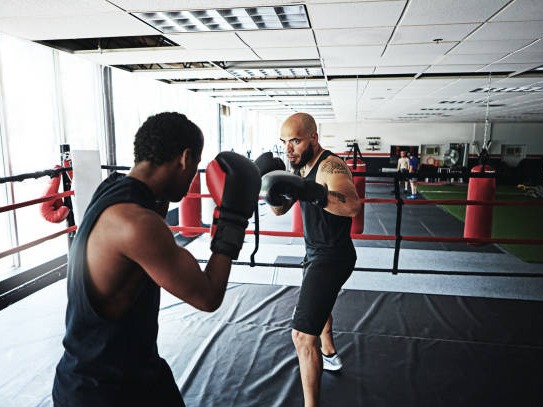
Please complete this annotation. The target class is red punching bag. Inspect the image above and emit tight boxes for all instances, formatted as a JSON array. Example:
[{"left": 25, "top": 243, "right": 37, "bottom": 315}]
[
  {"left": 179, "top": 173, "right": 202, "bottom": 237},
  {"left": 292, "top": 200, "right": 303, "bottom": 235},
  {"left": 345, "top": 159, "right": 366, "bottom": 234},
  {"left": 463, "top": 164, "right": 495, "bottom": 243}
]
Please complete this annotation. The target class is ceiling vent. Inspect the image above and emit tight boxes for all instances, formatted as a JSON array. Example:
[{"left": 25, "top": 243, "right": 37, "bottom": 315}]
[
  {"left": 37, "top": 35, "right": 177, "bottom": 53},
  {"left": 439, "top": 100, "right": 487, "bottom": 104},
  {"left": 112, "top": 61, "right": 216, "bottom": 72},
  {"left": 470, "top": 86, "right": 543, "bottom": 93},
  {"left": 420, "top": 108, "right": 463, "bottom": 111}
]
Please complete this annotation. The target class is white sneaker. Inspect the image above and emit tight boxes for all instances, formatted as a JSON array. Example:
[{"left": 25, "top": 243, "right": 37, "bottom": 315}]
[{"left": 322, "top": 353, "right": 343, "bottom": 371}]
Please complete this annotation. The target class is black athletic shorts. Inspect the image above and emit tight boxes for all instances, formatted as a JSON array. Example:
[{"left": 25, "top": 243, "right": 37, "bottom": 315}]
[{"left": 291, "top": 252, "right": 356, "bottom": 336}]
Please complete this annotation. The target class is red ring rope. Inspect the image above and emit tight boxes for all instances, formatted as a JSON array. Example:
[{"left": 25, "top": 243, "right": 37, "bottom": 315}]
[
  {"left": 0, "top": 191, "right": 74, "bottom": 213},
  {"left": 0, "top": 226, "right": 77, "bottom": 259}
]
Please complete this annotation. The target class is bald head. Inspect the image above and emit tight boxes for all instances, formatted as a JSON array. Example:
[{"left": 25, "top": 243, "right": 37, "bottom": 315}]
[
  {"left": 280, "top": 112, "right": 322, "bottom": 170},
  {"left": 281, "top": 112, "right": 317, "bottom": 137}
]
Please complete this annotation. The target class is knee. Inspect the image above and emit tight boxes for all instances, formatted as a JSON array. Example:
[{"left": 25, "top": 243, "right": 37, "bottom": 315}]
[{"left": 292, "top": 329, "right": 317, "bottom": 351}]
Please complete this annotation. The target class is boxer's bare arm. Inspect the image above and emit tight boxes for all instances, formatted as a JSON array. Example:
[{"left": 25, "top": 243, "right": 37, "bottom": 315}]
[
  {"left": 86, "top": 204, "right": 232, "bottom": 319},
  {"left": 317, "top": 156, "right": 361, "bottom": 217}
]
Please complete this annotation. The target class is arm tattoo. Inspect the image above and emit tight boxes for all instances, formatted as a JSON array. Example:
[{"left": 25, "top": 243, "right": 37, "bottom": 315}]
[
  {"left": 329, "top": 190, "right": 346, "bottom": 203},
  {"left": 321, "top": 161, "right": 349, "bottom": 175}
]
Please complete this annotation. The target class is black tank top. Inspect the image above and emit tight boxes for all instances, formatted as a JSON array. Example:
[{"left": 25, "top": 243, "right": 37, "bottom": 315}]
[
  {"left": 295, "top": 151, "right": 355, "bottom": 258},
  {"left": 53, "top": 174, "right": 183, "bottom": 406}
]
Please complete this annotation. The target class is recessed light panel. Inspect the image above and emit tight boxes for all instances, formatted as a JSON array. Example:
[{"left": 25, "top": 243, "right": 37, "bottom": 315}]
[
  {"left": 227, "top": 67, "right": 323, "bottom": 79},
  {"left": 133, "top": 5, "right": 310, "bottom": 33}
]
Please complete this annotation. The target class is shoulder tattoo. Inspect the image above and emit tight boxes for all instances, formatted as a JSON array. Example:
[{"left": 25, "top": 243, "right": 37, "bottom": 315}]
[{"left": 320, "top": 160, "right": 349, "bottom": 175}]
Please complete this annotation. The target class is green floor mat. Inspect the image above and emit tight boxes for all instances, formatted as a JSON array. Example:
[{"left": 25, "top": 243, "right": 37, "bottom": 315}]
[{"left": 418, "top": 184, "right": 543, "bottom": 263}]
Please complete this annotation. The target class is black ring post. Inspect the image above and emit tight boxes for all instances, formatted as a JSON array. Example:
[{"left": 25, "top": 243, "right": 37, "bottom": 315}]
[
  {"left": 250, "top": 203, "right": 260, "bottom": 267},
  {"left": 392, "top": 172, "right": 403, "bottom": 274},
  {"left": 60, "top": 144, "right": 76, "bottom": 247}
]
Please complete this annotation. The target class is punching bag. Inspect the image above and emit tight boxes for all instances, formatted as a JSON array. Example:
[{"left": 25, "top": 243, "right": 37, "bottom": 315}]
[
  {"left": 463, "top": 164, "right": 495, "bottom": 243},
  {"left": 292, "top": 200, "right": 303, "bottom": 235},
  {"left": 345, "top": 159, "right": 366, "bottom": 234},
  {"left": 179, "top": 173, "right": 202, "bottom": 237}
]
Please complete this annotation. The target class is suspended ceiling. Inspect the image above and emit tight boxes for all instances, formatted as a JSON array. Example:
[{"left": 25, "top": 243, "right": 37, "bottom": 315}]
[{"left": 0, "top": 0, "right": 542, "bottom": 123}]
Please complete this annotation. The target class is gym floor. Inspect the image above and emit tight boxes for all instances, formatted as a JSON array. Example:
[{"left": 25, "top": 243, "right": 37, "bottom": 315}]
[{"left": 1, "top": 179, "right": 542, "bottom": 406}]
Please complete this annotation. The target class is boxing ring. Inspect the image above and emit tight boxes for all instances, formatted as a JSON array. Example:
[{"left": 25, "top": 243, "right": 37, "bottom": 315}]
[{"left": 1, "top": 158, "right": 543, "bottom": 406}]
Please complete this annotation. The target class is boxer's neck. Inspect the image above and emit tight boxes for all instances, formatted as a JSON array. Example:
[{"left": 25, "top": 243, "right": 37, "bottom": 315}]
[{"left": 301, "top": 146, "right": 324, "bottom": 177}]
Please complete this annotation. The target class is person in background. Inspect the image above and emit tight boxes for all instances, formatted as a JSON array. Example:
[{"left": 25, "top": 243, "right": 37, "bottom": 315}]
[
  {"left": 397, "top": 150, "right": 410, "bottom": 194},
  {"left": 407, "top": 152, "right": 420, "bottom": 199}
]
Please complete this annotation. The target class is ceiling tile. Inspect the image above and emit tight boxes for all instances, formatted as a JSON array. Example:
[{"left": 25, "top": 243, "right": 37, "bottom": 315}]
[
  {"left": 254, "top": 47, "right": 319, "bottom": 60},
  {"left": 481, "top": 62, "right": 543, "bottom": 72},
  {"left": 323, "top": 67, "right": 376, "bottom": 76},
  {"left": 308, "top": 1, "right": 406, "bottom": 29},
  {"left": 401, "top": 0, "right": 510, "bottom": 25},
  {"left": 165, "top": 32, "right": 246, "bottom": 49},
  {"left": 450, "top": 39, "right": 535, "bottom": 55},
  {"left": 314, "top": 27, "right": 394, "bottom": 46},
  {"left": 439, "top": 53, "right": 510, "bottom": 65},
  {"left": 374, "top": 65, "right": 428, "bottom": 75},
  {"left": 0, "top": 0, "right": 118, "bottom": 17},
  {"left": 0, "top": 12, "right": 156, "bottom": 40},
  {"left": 320, "top": 45, "right": 384, "bottom": 67},
  {"left": 498, "top": 49, "right": 543, "bottom": 64},
  {"left": 467, "top": 21, "right": 543, "bottom": 41},
  {"left": 392, "top": 23, "right": 480, "bottom": 44},
  {"left": 425, "top": 64, "right": 487, "bottom": 73},
  {"left": 237, "top": 29, "right": 315, "bottom": 48},
  {"left": 380, "top": 42, "right": 457, "bottom": 65},
  {"left": 492, "top": 0, "right": 543, "bottom": 22}
]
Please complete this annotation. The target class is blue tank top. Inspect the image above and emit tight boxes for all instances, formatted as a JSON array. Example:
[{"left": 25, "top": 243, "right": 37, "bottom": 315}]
[
  {"left": 53, "top": 174, "right": 184, "bottom": 406},
  {"left": 295, "top": 151, "right": 355, "bottom": 258}
]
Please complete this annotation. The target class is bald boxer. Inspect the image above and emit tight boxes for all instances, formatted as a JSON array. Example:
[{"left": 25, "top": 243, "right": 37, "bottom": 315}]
[
  {"left": 261, "top": 113, "right": 361, "bottom": 407},
  {"left": 53, "top": 112, "right": 261, "bottom": 407}
]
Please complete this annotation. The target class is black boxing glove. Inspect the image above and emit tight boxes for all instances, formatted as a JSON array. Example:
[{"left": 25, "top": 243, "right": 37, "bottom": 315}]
[
  {"left": 260, "top": 170, "right": 328, "bottom": 208},
  {"left": 206, "top": 151, "right": 261, "bottom": 259},
  {"left": 254, "top": 152, "right": 286, "bottom": 176}
]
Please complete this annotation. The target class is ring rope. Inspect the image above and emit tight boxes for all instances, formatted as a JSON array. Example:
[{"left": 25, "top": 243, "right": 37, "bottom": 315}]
[
  {"left": 179, "top": 193, "right": 543, "bottom": 207},
  {"left": 171, "top": 226, "right": 543, "bottom": 246},
  {"left": 1, "top": 165, "right": 542, "bottom": 278},
  {"left": 0, "top": 191, "right": 74, "bottom": 213},
  {"left": 0, "top": 226, "right": 77, "bottom": 260},
  {"left": 194, "top": 259, "right": 543, "bottom": 278}
]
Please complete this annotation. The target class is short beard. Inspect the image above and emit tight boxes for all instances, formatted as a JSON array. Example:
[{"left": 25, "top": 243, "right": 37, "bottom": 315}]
[{"left": 291, "top": 145, "right": 315, "bottom": 170}]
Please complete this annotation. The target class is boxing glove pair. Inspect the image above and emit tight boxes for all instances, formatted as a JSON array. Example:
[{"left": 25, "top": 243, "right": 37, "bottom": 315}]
[{"left": 206, "top": 152, "right": 261, "bottom": 259}]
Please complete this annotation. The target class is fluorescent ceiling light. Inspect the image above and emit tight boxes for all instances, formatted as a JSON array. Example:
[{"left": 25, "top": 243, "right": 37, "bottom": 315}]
[
  {"left": 227, "top": 67, "right": 323, "bottom": 79},
  {"left": 133, "top": 5, "right": 310, "bottom": 33}
]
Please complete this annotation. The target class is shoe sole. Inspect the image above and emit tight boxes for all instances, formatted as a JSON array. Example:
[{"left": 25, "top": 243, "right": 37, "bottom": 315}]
[{"left": 322, "top": 361, "right": 343, "bottom": 371}]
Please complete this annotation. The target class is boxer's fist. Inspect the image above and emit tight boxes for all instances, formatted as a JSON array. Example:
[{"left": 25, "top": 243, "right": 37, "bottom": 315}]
[
  {"left": 206, "top": 152, "right": 261, "bottom": 259},
  {"left": 254, "top": 152, "right": 286, "bottom": 176},
  {"left": 261, "top": 170, "right": 328, "bottom": 208}
]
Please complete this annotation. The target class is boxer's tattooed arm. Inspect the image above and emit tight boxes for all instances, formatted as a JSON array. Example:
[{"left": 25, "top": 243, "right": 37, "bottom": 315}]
[
  {"left": 329, "top": 190, "right": 346, "bottom": 203},
  {"left": 320, "top": 160, "right": 350, "bottom": 175}
]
